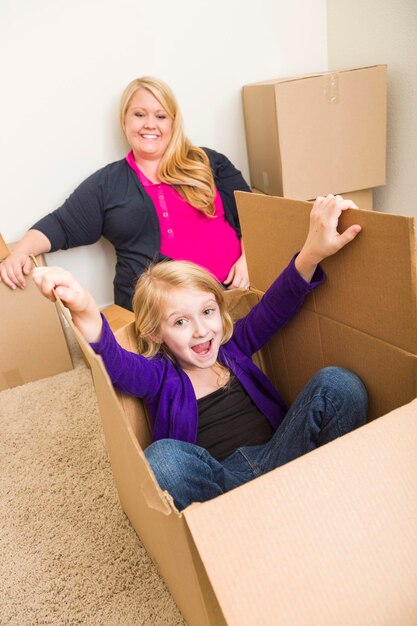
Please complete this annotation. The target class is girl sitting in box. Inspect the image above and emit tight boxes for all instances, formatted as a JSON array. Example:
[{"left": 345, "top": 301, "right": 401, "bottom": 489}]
[{"left": 33, "top": 194, "right": 367, "bottom": 511}]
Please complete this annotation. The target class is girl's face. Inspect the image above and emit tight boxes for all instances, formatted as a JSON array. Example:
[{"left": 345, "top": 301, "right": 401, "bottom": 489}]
[
  {"left": 156, "top": 288, "right": 224, "bottom": 373},
  {"left": 124, "top": 88, "right": 173, "bottom": 163}
]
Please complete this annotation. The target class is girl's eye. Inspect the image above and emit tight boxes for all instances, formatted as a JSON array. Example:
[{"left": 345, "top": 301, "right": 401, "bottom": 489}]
[
  {"left": 175, "top": 319, "right": 186, "bottom": 326},
  {"left": 203, "top": 308, "right": 215, "bottom": 316}
]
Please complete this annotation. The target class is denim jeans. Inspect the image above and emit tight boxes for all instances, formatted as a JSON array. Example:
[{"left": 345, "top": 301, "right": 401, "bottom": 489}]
[{"left": 144, "top": 367, "right": 368, "bottom": 511}]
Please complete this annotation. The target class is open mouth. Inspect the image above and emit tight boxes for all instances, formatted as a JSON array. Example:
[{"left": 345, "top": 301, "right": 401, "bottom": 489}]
[{"left": 191, "top": 339, "right": 212, "bottom": 356}]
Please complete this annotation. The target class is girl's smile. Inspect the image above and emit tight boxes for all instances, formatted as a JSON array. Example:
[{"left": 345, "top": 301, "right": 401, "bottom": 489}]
[{"left": 156, "top": 288, "right": 224, "bottom": 373}]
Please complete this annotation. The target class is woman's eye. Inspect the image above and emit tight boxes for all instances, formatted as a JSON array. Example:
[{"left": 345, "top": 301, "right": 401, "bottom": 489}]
[
  {"left": 135, "top": 112, "right": 144, "bottom": 117},
  {"left": 157, "top": 114, "right": 167, "bottom": 120}
]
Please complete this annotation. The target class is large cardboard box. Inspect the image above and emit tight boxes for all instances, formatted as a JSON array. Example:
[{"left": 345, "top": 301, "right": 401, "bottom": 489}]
[
  {"left": 60, "top": 195, "right": 417, "bottom": 625},
  {"left": 242, "top": 65, "right": 387, "bottom": 199},
  {"left": 0, "top": 235, "right": 73, "bottom": 390}
]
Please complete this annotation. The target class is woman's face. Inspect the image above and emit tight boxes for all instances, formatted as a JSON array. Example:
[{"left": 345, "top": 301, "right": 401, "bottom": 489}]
[{"left": 124, "top": 88, "right": 173, "bottom": 163}]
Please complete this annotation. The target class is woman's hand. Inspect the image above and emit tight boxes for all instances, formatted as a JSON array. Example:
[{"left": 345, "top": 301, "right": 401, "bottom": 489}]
[
  {"left": 32, "top": 266, "right": 103, "bottom": 342},
  {"left": 223, "top": 251, "right": 250, "bottom": 290},
  {"left": 295, "top": 194, "right": 362, "bottom": 283},
  {"left": 0, "top": 230, "right": 52, "bottom": 289},
  {"left": 0, "top": 251, "right": 34, "bottom": 289}
]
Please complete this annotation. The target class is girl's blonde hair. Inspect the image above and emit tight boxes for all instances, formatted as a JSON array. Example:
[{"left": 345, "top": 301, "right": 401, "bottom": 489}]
[
  {"left": 132, "top": 261, "right": 234, "bottom": 358},
  {"left": 120, "top": 76, "right": 216, "bottom": 216}
]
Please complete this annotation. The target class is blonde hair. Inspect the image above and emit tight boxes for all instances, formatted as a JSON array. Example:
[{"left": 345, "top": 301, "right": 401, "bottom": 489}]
[
  {"left": 132, "top": 260, "right": 234, "bottom": 359},
  {"left": 120, "top": 76, "right": 216, "bottom": 216}
]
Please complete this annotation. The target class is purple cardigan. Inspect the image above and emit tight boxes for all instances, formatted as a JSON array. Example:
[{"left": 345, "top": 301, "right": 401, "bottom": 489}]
[{"left": 91, "top": 256, "right": 324, "bottom": 443}]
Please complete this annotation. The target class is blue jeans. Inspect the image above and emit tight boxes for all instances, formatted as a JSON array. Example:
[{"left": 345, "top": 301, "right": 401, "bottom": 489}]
[{"left": 144, "top": 367, "right": 368, "bottom": 511}]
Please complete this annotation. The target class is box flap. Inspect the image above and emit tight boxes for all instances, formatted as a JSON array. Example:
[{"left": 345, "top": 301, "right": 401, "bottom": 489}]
[
  {"left": 236, "top": 192, "right": 417, "bottom": 354},
  {"left": 184, "top": 400, "right": 417, "bottom": 625},
  {"left": 0, "top": 233, "right": 10, "bottom": 260},
  {"left": 0, "top": 251, "right": 73, "bottom": 390}
]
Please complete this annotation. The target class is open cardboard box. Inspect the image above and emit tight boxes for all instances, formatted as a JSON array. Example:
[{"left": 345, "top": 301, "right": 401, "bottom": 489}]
[
  {"left": 0, "top": 234, "right": 73, "bottom": 390},
  {"left": 58, "top": 194, "right": 417, "bottom": 625},
  {"left": 242, "top": 65, "right": 387, "bottom": 200}
]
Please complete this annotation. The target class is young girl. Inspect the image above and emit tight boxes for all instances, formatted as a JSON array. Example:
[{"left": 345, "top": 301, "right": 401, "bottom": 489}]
[{"left": 33, "top": 195, "right": 368, "bottom": 511}]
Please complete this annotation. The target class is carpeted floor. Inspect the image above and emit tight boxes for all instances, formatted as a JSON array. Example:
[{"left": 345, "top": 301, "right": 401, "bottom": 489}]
[{"left": 0, "top": 331, "right": 185, "bottom": 626}]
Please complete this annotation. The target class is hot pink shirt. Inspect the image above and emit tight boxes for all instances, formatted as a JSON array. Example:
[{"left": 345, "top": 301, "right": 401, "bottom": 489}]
[{"left": 126, "top": 151, "right": 241, "bottom": 283}]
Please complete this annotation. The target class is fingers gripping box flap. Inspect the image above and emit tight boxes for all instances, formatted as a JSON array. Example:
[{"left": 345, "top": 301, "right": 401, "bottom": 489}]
[
  {"left": 235, "top": 192, "right": 417, "bottom": 420},
  {"left": 0, "top": 239, "right": 73, "bottom": 390},
  {"left": 183, "top": 400, "right": 417, "bottom": 626}
]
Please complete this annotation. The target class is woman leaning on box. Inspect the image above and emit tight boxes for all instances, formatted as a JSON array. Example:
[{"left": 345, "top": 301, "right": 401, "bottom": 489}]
[{"left": 0, "top": 76, "right": 251, "bottom": 311}]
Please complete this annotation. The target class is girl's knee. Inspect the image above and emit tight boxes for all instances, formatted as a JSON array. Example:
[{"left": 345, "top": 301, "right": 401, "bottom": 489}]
[
  {"left": 144, "top": 439, "right": 198, "bottom": 490},
  {"left": 316, "top": 366, "right": 368, "bottom": 424}
]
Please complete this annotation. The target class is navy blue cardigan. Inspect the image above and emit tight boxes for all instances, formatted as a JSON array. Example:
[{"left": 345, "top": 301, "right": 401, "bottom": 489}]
[{"left": 32, "top": 148, "right": 251, "bottom": 310}]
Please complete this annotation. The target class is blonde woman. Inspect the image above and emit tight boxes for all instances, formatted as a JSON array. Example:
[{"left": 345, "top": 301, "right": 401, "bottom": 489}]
[
  {"left": 1, "top": 76, "right": 251, "bottom": 310},
  {"left": 33, "top": 195, "right": 368, "bottom": 511}
]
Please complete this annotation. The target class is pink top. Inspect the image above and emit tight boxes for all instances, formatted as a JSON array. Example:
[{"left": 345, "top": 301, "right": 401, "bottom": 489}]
[{"left": 126, "top": 151, "right": 241, "bottom": 283}]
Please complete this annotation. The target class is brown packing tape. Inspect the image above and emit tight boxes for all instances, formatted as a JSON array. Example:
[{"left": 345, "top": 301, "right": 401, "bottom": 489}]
[{"left": 0, "top": 234, "right": 10, "bottom": 260}]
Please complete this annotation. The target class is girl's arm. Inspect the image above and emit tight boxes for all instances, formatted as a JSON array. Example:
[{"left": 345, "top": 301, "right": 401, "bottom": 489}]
[
  {"left": 32, "top": 266, "right": 162, "bottom": 399},
  {"left": 32, "top": 266, "right": 103, "bottom": 342}
]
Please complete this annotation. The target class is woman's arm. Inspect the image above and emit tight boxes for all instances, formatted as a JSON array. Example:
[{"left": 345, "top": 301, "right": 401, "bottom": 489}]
[
  {"left": 0, "top": 229, "right": 52, "bottom": 289},
  {"left": 2, "top": 166, "right": 111, "bottom": 290}
]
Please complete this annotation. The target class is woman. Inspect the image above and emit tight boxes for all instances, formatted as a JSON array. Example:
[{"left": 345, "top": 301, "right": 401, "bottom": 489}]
[{"left": 0, "top": 76, "right": 251, "bottom": 310}]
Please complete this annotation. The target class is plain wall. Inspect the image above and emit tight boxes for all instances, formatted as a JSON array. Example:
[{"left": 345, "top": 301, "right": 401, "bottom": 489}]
[
  {"left": 0, "top": 0, "right": 327, "bottom": 307},
  {"left": 327, "top": 0, "right": 417, "bottom": 219}
]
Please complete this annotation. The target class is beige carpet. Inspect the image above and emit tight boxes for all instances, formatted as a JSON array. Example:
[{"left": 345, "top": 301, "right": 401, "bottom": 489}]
[{"left": 0, "top": 332, "right": 185, "bottom": 626}]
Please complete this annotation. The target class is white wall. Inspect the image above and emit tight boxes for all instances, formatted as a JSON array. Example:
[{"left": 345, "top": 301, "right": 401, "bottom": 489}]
[
  {"left": 327, "top": 0, "right": 417, "bottom": 219},
  {"left": 0, "top": 0, "right": 328, "bottom": 307}
]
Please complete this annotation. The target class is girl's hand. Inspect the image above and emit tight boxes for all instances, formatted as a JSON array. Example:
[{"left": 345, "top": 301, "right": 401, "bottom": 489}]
[
  {"left": 295, "top": 194, "right": 362, "bottom": 282},
  {"left": 32, "top": 266, "right": 103, "bottom": 342}
]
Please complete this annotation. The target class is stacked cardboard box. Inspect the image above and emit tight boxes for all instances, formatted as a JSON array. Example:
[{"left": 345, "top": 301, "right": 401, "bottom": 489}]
[
  {"left": 0, "top": 234, "right": 73, "bottom": 390},
  {"left": 242, "top": 65, "right": 387, "bottom": 209},
  {"left": 60, "top": 194, "right": 417, "bottom": 625}
]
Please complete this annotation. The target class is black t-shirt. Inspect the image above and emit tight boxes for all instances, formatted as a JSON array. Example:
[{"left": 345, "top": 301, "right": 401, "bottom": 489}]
[{"left": 196, "top": 377, "right": 275, "bottom": 461}]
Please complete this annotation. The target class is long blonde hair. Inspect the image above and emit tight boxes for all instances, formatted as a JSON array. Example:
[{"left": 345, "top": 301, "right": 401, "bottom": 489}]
[
  {"left": 132, "top": 261, "right": 234, "bottom": 359},
  {"left": 120, "top": 76, "right": 216, "bottom": 216}
]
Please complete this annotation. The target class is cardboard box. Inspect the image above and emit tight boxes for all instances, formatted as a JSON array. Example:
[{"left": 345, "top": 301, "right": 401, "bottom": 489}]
[
  {"left": 101, "top": 303, "right": 135, "bottom": 333},
  {"left": 252, "top": 187, "right": 374, "bottom": 210},
  {"left": 0, "top": 237, "right": 73, "bottom": 390},
  {"left": 242, "top": 65, "right": 387, "bottom": 199},
  {"left": 59, "top": 194, "right": 417, "bottom": 625}
]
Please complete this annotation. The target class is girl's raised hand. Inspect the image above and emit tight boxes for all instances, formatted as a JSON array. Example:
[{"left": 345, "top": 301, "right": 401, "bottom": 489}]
[
  {"left": 295, "top": 194, "right": 362, "bottom": 282},
  {"left": 32, "top": 266, "right": 103, "bottom": 342}
]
